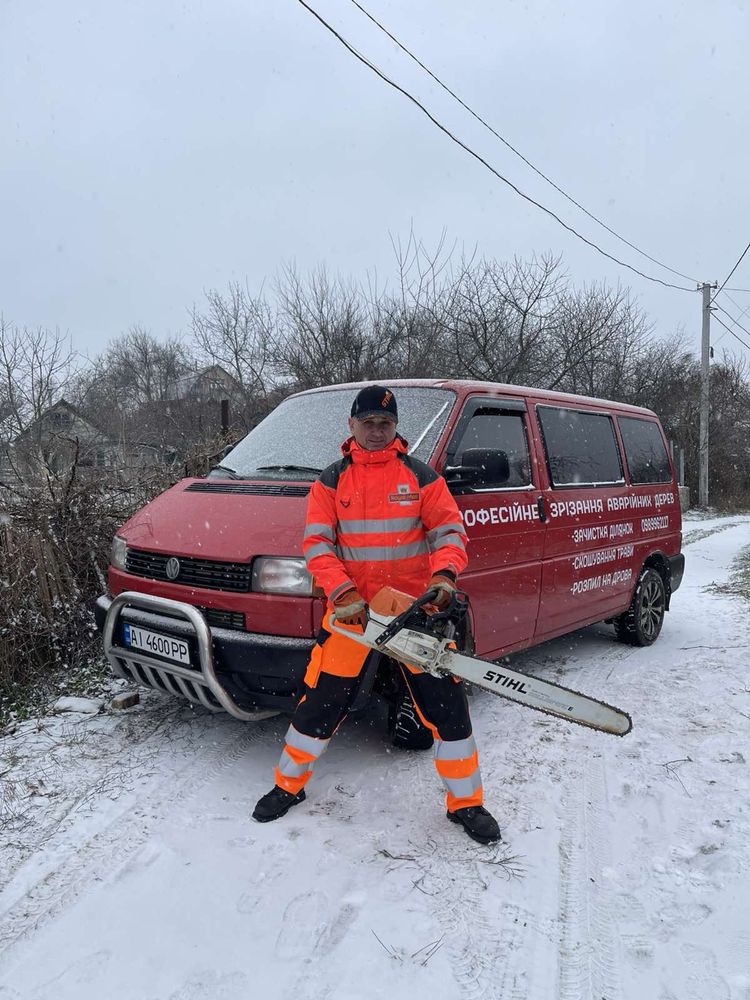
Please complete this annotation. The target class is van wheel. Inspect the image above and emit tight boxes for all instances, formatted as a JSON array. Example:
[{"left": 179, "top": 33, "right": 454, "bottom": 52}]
[{"left": 614, "top": 567, "right": 666, "bottom": 646}]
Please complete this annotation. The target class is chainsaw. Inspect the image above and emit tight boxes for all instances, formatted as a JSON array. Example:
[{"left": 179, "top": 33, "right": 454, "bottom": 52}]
[{"left": 328, "top": 586, "right": 632, "bottom": 737}]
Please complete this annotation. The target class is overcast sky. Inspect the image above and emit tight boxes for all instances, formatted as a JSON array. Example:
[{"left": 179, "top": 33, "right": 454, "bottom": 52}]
[{"left": 2, "top": 0, "right": 749, "bottom": 365}]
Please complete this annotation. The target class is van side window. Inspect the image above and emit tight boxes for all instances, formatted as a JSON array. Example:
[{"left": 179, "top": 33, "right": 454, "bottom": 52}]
[
  {"left": 618, "top": 416, "right": 672, "bottom": 484},
  {"left": 538, "top": 406, "right": 623, "bottom": 487},
  {"left": 452, "top": 409, "right": 532, "bottom": 489}
]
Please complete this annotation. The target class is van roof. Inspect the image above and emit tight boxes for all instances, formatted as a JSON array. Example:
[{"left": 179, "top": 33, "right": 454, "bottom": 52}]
[{"left": 293, "top": 379, "right": 659, "bottom": 418}]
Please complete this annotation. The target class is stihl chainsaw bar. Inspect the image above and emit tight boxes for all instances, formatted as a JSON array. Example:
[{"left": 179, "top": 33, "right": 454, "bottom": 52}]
[{"left": 329, "top": 587, "right": 632, "bottom": 737}]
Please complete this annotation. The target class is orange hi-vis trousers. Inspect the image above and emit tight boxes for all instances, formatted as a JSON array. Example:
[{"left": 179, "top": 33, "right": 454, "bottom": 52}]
[{"left": 273, "top": 617, "right": 483, "bottom": 813}]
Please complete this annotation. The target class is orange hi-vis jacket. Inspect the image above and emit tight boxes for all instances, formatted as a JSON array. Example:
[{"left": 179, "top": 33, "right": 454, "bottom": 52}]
[{"left": 303, "top": 435, "right": 468, "bottom": 605}]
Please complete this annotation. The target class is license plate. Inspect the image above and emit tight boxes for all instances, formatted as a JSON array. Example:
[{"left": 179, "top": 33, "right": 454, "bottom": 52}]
[{"left": 122, "top": 624, "right": 191, "bottom": 665}]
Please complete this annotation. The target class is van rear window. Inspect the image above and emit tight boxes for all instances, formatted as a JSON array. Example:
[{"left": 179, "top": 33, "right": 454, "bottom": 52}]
[
  {"left": 538, "top": 406, "right": 623, "bottom": 487},
  {"left": 618, "top": 417, "right": 672, "bottom": 484}
]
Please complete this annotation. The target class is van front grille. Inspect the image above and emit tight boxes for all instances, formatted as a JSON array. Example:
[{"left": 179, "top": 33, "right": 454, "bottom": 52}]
[{"left": 126, "top": 549, "right": 252, "bottom": 593}]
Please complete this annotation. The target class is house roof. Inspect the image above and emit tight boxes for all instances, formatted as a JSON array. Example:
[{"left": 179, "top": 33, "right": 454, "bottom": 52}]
[
  {"left": 14, "top": 398, "right": 115, "bottom": 443},
  {"left": 168, "top": 364, "right": 242, "bottom": 399}
]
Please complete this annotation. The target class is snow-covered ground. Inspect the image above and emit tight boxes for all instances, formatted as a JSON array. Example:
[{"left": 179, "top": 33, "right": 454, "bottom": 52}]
[{"left": 2, "top": 514, "right": 750, "bottom": 1000}]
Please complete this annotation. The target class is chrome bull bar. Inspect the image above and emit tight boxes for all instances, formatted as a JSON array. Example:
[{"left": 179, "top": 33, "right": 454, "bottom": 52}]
[{"left": 103, "top": 591, "right": 275, "bottom": 721}]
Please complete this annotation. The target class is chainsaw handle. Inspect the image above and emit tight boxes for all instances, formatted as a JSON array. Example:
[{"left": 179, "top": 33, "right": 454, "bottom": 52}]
[
  {"left": 373, "top": 588, "right": 439, "bottom": 647},
  {"left": 326, "top": 611, "right": 367, "bottom": 639}
]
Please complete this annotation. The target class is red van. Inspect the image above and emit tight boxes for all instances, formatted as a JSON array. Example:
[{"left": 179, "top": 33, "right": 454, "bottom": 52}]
[{"left": 97, "top": 379, "right": 684, "bottom": 729}]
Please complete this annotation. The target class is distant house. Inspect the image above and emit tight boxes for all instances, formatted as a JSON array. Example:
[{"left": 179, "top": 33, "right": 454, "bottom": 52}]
[
  {"left": 0, "top": 366, "right": 253, "bottom": 484},
  {"left": 166, "top": 364, "right": 243, "bottom": 402},
  {"left": 161, "top": 363, "right": 250, "bottom": 441},
  {"left": 3, "top": 399, "right": 120, "bottom": 480}
]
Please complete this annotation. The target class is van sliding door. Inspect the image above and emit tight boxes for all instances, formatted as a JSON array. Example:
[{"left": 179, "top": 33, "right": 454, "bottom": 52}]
[
  {"left": 442, "top": 398, "right": 545, "bottom": 659},
  {"left": 534, "top": 404, "right": 631, "bottom": 638}
]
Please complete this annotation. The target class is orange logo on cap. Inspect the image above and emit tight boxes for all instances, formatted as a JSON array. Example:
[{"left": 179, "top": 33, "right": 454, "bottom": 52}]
[{"left": 381, "top": 391, "right": 393, "bottom": 407}]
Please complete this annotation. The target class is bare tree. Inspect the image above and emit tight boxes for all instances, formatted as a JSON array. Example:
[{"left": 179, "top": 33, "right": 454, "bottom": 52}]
[
  {"left": 72, "top": 327, "right": 198, "bottom": 464},
  {"left": 704, "top": 352, "right": 750, "bottom": 505},
  {"left": 0, "top": 318, "right": 79, "bottom": 479},
  {"left": 377, "top": 228, "right": 457, "bottom": 377},
  {"left": 190, "top": 282, "right": 273, "bottom": 399},
  {"left": 549, "top": 284, "right": 653, "bottom": 396},
  {"left": 102, "top": 326, "right": 190, "bottom": 408},
  {"left": 437, "top": 254, "right": 565, "bottom": 384},
  {"left": 0, "top": 319, "right": 77, "bottom": 435},
  {"left": 273, "top": 265, "right": 400, "bottom": 388}
]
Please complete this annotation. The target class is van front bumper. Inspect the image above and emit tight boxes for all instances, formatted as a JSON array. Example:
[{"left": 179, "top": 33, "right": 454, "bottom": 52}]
[{"left": 95, "top": 593, "right": 315, "bottom": 718}]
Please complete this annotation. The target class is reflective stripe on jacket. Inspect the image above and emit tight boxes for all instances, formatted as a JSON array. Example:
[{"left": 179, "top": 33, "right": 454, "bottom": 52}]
[{"left": 303, "top": 435, "right": 468, "bottom": 603}]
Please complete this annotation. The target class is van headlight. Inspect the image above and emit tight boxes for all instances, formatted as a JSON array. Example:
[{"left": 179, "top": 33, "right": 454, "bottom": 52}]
[
  {"left": 110, "top": 535, "right": 128, "bottom": 571},
  {"left": 252, "top": 557, "right": 314, "bottom": 596}
]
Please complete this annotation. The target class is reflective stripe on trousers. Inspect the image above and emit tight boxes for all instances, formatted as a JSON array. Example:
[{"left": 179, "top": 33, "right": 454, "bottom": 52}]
[
  {"left": 274, "top": 723, "right": 330, "bottom": 795},
  {"left": 433, "top": 734, "right": 483, "bottom": 811}
]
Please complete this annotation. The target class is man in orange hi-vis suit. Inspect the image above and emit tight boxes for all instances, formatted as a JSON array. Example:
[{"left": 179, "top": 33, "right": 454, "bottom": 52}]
[{"left": 253, "top": 385, "right": 500, "bottom": 844}]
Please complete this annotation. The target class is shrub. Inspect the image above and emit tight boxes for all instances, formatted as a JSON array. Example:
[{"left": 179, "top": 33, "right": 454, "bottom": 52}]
[{"left": 0, "top": 465, "right": 174, "bottom": 723}]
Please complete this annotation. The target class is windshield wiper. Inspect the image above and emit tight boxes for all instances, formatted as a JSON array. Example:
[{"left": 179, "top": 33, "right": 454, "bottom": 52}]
[
  {"left": 256, "top": 465, "right": 323, "bottom": 477},
  {"left": 209, "top": 464, "right": 241, "bottom": 480}
]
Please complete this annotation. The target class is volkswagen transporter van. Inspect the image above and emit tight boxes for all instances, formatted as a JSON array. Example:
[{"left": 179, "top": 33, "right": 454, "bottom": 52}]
[{"left": 96, "top": 380, "right": 684, "bottom": 725}]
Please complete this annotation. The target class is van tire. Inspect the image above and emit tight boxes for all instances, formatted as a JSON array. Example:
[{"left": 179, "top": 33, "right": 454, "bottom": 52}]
[{"left": 614, "top": 567, "right": 666, "bottom": 646}]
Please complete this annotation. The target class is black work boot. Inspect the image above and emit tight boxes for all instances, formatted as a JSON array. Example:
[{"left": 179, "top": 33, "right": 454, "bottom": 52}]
[
  {"left": 447, "top": 805, "right": 501, "bottom": 844},
  {"left": 252, "top": 786, "right": 306, "bottom": 823}
]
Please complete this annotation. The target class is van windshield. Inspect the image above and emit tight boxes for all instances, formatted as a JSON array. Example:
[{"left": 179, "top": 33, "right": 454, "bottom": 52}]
[{"left": 211, "top": 387, "right": 456, "bottom": 481}]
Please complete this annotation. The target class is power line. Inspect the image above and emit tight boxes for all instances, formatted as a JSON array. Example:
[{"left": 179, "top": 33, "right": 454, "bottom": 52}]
[
  {"left": 711, "top": 292, "right": 750, "bottom": 346},
  {"left": 711, "top": 312, "right": 750, "bottom": 353},
  {"left": 712, "top": 301, "right": 750, "bottom": 344},
  {"left": 294, "top": 0, "right": 695, "bottom": 293},
  {"left": 712, "top": 238, "right": 750, "bottom": 303},
  {"left": 723, "top": 292, "right": 750, "bottom": 326},
  {"left": 713, "top": 301, "right": 750, "bottom": 340},
  {"left": 349, "top": 0, "right": 699, "bottom": 286}
]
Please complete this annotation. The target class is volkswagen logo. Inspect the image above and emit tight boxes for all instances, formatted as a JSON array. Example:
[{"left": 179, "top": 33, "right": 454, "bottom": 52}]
[{"left": 165, "top": 557, "right": 181, "bottom": 581}]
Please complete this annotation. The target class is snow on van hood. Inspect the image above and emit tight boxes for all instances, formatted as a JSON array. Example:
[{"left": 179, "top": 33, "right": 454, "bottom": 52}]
[{"left": 119, "top": 478, "right": 309, "bottom": 562}]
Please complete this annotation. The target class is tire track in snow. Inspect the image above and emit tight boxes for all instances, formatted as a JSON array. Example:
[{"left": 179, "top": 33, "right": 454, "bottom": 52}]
[
  {"left": 557, "top": 755, "right": 621, "bottom": 1000},
  {"left": 0, "top": 699, "right": 196, "bottom": 893},
  {"left": 682, "top": 521, "right": 743, "bottom": 547},
  {"left": 0, "top": 715, "right": 272, "bottom": 956}
]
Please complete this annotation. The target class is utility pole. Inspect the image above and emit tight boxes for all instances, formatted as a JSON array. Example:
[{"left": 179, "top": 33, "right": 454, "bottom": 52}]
[{"left": 698, "top": 282, "right": 715, "bottom": 508}]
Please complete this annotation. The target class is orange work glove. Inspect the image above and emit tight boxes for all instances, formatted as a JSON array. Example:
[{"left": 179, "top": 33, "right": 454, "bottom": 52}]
[
  {"left": 428, "top": 570, "right": 457, "bottom": 610},
  {"left": 332, "top": 587, "right": 368, "bottom": 628}
]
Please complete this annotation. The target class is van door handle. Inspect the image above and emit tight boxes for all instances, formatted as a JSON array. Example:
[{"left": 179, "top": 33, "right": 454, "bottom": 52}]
[{"left": 536, "top": 496, "right": 547, "bottom": 523}]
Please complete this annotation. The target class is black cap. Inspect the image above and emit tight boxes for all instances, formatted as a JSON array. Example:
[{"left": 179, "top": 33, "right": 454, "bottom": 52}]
[{"left": 350, "top": 385, "right": 398, "bottom": 422}]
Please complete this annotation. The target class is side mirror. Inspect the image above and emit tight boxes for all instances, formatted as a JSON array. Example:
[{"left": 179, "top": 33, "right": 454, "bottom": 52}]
[{"left": 444, "top": 448, "right": 510, "bottom": 489}]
